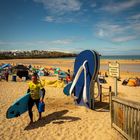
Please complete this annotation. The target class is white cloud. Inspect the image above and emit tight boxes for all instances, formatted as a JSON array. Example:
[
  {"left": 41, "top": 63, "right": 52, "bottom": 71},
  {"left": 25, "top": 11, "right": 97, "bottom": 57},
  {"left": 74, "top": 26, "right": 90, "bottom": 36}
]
[
  {"left": 49, "top": 39, "right": 72, "bottom": 45},
  {"left": 95, "top": 21, "right": 140, "bottom": 43},
  {"left": 0, "top": 39, "right": 79, "bottom": 53},
  {"left": 111, "top": 35, "right": 137, "bottom": 43},
  {"left": 0, "top": 39, "right": 73, "bottom": 48},
  {"left": 0, "top": 41, "right": 20, "bottom": 45},
  {"left": 90, "top": 2, "right": 96, "bottom": 8},
  {"left": 96, "top": 22, "right": 130, "bottom": 37},
  {"left": 97, "top": 29, "right": 104, "bottom": 37},
  {"left": 98, "top": 47, "right": 140, "bottom": 55},
  {"left": 34, "top": 0, "right": 83, "bottom": 23},
  {"left": 46, "top": 47, "right": 77, "bottom": 53},
  {"left": 133, "top": 23, "right": 140, "bottom": 31},
  {"left": 33, "top": 0, "right": 81, "bottom": 15},
  {"left": 43, "top": 16, "right": 78, "bottom": 23},
  {"left": 101, "top": 0, "right": 140, "bottom": 13},
  {"left": 44, "top": 16, "right": 55, "bottom": 22},
  {"left": 130, "top": 13, "right": 140, "bottom": 20}
]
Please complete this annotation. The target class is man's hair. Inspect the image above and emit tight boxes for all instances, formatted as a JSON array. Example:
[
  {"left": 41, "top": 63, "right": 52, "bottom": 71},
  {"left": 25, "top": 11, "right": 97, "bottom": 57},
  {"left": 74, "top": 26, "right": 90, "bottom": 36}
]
[{"left": 32, "top": 72, "right": 38, "bottom": 77}]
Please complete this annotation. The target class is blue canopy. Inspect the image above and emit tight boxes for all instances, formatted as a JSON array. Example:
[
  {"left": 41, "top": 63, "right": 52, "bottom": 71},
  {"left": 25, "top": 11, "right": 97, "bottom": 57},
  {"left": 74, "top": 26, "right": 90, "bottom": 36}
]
[{"left": 1, "top": 64, "right": 11, "bottom": 69}]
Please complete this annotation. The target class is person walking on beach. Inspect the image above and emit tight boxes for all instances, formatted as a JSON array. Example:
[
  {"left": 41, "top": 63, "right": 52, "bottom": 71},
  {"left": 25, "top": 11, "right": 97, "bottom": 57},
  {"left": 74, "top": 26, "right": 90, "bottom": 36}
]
[
  {"left": 27, "top": 73, "right": 45, "bottom": 124},
  {"left": 4, "top": 70, "right": 9, "bottom": 82}
]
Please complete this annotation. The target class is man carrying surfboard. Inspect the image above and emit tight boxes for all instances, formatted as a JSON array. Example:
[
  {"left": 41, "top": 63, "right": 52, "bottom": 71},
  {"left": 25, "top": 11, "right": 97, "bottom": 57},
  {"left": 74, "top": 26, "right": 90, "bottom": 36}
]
[{"left": 27, "top": 73, "right": 45, "bottom": 124}]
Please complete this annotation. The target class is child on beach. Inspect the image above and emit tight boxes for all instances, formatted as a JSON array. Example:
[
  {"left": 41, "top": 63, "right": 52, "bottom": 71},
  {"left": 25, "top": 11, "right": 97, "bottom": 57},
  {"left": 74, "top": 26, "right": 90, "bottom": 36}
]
[{"left": 27, "top": 73, "right": 45, "bottom": 124}]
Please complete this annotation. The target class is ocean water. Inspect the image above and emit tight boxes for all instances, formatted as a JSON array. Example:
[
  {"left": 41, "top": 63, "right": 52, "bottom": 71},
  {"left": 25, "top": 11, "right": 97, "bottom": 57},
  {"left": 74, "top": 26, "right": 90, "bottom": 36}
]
[
  {"left": 100, "top": 64, "right": 140, "bottom": 73},
  {"left": 100, "top": 55, "right": 140, "bottom": 60},
  {"left": 99, "top": 55, "right": 140, "bottom": 72},
  {"left": 62, "top": 55, "right": 140, "bottom": 73},
  {"left": 62, "top": 55, "right": 140, "bottom": 60}
]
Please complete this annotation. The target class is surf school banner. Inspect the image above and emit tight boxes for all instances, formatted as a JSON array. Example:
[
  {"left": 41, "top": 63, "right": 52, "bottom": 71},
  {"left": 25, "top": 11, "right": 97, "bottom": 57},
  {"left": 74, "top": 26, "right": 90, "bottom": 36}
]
[{"left": 108, "top": 62, "right": 120, "bottom": 78}]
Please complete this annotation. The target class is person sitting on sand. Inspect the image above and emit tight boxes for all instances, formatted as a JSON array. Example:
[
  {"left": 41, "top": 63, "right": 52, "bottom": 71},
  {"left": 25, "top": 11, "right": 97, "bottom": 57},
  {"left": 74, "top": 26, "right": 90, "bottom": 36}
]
[
  {"left": 67, "top": 69, "right": 70, "bottom": 76},
  {"left": 27, "top": 73, "right": 45, "bottom": 124},
  {"left": 66, "top": 69, "right": 72, "bottom": 83}
]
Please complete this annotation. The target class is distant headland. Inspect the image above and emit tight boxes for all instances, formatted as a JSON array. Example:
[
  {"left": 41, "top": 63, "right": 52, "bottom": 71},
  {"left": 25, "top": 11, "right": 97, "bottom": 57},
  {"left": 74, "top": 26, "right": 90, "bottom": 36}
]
[{"left": 0, "top": 50, "right": 77, "bottom": 59}]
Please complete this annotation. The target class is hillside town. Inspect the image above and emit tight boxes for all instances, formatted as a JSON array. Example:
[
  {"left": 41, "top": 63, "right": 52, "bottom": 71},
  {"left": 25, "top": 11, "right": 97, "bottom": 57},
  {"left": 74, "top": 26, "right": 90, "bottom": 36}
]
[{"left": 0, "top": 50, "right": 77, "bottom": 59}]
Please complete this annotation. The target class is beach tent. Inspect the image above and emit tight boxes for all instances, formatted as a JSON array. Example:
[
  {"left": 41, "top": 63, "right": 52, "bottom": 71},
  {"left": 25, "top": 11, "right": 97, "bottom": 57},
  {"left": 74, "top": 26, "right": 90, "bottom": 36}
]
[
  {"left": 13, "top": 65, "right": 29, "bottom": 79},
  {"left": 127, "top": 78, "right": 140, "bottom": 86},
  {"left": 13, "top": 65, "right": 28, "bottom": 71}
]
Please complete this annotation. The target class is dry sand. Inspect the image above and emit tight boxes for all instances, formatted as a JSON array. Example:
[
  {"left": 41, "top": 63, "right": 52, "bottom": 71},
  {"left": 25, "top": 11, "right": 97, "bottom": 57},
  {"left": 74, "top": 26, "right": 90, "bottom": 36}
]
[
  {"left": 0, "top": 58, "right": 140, "bottom": 140},
  {"left": 1, "top": 58, "right": 140, "bottom": 76}
]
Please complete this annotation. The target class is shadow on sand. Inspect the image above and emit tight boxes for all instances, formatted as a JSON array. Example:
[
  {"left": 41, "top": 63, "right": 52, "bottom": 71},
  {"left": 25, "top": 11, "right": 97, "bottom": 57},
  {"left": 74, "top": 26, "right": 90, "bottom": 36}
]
[
  {"left": 94, "top": 101, "right": 110, "bottom": 112},
  {"left": 24, "top": 110, "right": 81, "bottom": 130}
]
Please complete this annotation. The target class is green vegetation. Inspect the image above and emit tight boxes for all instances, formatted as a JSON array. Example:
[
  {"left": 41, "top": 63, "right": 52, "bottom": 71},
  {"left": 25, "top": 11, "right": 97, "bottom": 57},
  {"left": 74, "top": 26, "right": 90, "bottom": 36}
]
[{"left": 0, "top": 50, "right": 77, "bottom": 59}]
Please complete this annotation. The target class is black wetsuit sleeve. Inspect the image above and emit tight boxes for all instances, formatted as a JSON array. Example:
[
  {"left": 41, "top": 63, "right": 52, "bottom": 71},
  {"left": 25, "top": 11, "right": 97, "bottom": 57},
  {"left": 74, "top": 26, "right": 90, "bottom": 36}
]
[
  {"left": 27, "top": 88, "right": 30, "bottom": 93},
  {"left": 41, "top": 88, "right": 45, "bottom": 99}
]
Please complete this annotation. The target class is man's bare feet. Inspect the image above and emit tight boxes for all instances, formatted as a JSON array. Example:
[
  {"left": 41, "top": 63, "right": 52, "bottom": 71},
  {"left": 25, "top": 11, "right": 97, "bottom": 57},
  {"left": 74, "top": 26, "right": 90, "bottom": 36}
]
[
  {"left": 29, "top": 120, "right": 33, "bottom": 125},
  {"left": 38, "top": 117, "right": 42, "bottom": 121}
]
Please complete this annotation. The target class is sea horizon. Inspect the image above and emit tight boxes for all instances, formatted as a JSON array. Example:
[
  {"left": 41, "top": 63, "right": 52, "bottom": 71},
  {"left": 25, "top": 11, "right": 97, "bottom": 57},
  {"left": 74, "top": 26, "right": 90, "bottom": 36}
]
[
  {"left": 61, "top": 55, "right": 140, "bottom": 60},
  {"left": 1, "top": 55, "right": 140, "bottom": 60}
]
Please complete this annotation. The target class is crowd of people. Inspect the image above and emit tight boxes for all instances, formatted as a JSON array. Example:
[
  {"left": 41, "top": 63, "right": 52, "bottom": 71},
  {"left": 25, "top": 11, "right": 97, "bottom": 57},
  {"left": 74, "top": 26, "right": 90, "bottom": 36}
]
[{"left": 0, "top": 63, "right": 72, "bottom": 84}]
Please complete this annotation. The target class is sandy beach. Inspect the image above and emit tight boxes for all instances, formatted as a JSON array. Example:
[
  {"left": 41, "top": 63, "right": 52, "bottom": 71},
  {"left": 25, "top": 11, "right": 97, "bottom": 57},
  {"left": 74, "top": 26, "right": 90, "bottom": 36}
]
[{"left": 0, "top": 58, "right": 140, "bottom": 140}]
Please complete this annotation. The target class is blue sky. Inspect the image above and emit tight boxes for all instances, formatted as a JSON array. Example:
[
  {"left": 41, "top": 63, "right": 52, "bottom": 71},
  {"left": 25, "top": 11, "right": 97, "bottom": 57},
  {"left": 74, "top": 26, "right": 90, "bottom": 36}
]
[{"left": 0, "top": 0, "right": 140, "bottom": 55}]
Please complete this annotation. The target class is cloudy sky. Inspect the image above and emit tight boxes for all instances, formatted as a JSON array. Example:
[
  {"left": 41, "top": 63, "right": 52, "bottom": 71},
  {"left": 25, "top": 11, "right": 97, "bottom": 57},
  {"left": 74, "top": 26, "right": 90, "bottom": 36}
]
[{"left": 0, "top": 0, "right": 140, "bottom": 55}]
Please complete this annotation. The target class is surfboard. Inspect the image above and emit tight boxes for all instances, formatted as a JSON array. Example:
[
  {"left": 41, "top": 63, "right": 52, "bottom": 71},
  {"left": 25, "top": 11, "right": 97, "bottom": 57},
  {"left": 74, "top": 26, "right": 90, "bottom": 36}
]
[{"left": 6, "top": 93, "right": 30, "bottom": 119}]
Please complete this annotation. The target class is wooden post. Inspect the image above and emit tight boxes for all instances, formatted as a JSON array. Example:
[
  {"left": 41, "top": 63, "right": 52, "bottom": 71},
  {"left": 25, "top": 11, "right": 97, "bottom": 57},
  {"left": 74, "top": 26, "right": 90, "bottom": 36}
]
[
  {"left": 91, "top": 97, "right": 95, "bottom": 110},
  {"left": 100, "top": 85, "right": 102, "bottom": 102},
  {"left": 91, "top": 98, "right": 93, "bottom": 110},
  {"left": 109, "top": 86, "right": 113, "bottom": 128},
  {"left": 109, "top": 86, "right": 111, "bottom": 110},
  {"left": 90, "top": 80, "right": 94, "bottom": 110},
  {"left": 114, "top": 77, "right": 117, "bottom": 96}
]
